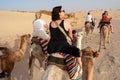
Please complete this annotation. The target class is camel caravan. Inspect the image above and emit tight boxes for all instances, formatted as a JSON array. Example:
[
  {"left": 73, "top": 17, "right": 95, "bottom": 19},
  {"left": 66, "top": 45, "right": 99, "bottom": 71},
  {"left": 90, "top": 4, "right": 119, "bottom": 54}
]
[
  {"left": 0, "top": 11, "right": 108, "bottom": 80},
  {"left": 0, "top": 31, "right": 100, "bottom": 80}
]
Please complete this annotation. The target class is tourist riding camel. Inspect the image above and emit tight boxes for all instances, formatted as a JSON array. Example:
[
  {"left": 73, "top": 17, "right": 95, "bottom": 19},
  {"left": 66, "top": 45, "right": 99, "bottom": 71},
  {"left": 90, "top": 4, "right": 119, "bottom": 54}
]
[
  {"left": 32, "top": 12, "right": 50, "bottom": 54},
  {"left": 85, "top": 12, "right": 95, "bottom": 27},
  {"left": 98, "top": 11, "right": 113, "bottom": 33},
  {"left": 42, "top": 46, "right": 99, "bottom": 80},
  {"left": 29, "top": 12, "right": 50, "bottom": 79},
  {"left": 98, "top": 23, "right": 111, "bottom": 52},
  {"left": 84, "top": 12, "right": 95, "bottom": 43}
]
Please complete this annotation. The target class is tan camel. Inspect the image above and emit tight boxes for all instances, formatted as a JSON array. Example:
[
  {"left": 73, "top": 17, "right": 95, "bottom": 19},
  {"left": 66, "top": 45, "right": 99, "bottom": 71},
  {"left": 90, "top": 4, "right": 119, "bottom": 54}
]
[
  {"left": 41, "top": 46, "right": 99, "bottom": 80},
  {"left": 84, "top": 22, "right": 94, "bottom": 43},
  {"left": 98, "top": 24, "right": 111, "bottom": 52},
  {"left": 0, "top": 34, "right": 31, "bottom": 80},
  {"left": 29, "top": 41, "right": 47, "bottom": 80},
  {"left": 41, "top": 53, "right": 80, "bottom": 80},
  {"left": 81, "top": 46, "right": 99, "bottom": 80}
]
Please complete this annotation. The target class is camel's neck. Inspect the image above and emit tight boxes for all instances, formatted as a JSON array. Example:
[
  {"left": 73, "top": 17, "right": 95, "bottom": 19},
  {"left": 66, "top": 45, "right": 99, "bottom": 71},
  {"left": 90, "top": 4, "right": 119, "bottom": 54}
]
[{"left": 19, "top": 39, "right": 28, "bottom": 53}]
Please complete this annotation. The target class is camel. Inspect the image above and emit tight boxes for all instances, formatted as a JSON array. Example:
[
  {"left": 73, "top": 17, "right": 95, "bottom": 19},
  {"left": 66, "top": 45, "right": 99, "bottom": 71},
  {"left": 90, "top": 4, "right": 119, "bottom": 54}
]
[
  {"left": 0, "top": 34, "right": 31, "bottom": 80},
  {"left": 41, "top": 53, "right": 80, "bottom": 80},
  {"left": 28, "top": 31, "right": 84, "bottom": 80},
  {"left": 29, "top": 40, "right": 47, "bottom": 80},
  {"left": 98, "top": 24, "right": 111, "bottom": 52},
  {"left": 81, "top": 46, "right": 99, "bottom": 80},
  {"left": 42, "top": 32, "right": 99, "bottom": 80},
  {"left": 41, "top": 46, "right": 99, "bottom": 80},
  {"left": 29, "top": 41, "right": 72, "bottom": 80},
  {"left": 29, "top": 31, "right": 99, "bottom": 80},
  {"left": 84, "top": 22, "right": 94, "bottom": 43}
]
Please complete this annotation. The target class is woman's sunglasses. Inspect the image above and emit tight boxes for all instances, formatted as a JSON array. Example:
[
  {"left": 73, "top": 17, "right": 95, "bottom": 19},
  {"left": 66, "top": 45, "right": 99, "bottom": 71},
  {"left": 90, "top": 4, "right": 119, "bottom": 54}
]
[{"left": 61, "top": 10, "right": 65, "bottom": 12}]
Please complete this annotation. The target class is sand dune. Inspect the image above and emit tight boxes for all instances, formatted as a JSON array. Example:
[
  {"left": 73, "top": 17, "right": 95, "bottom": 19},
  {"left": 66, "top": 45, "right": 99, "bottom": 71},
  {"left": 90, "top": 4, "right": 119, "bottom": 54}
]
[{"left": 0, "top": 9, "right": 120, "bottom": 80}]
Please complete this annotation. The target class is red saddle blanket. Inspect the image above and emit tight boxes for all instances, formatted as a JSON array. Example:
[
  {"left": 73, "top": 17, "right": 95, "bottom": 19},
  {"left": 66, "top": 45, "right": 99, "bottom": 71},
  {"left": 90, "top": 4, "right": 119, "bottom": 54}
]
[{"left": 62, "top": 53, "right": 78, "bottom": 79}]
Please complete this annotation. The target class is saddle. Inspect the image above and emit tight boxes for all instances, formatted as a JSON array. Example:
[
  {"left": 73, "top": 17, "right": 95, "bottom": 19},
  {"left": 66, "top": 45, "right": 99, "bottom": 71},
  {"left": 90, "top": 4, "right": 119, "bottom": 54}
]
[
  {"left": 85, "top": 21, "right": 91, "bottom": 25},
  {"left": 47, "top": 53, "right": 67, "bottom": 70},
  {"left": 31, "top": 37, "right": 40, "bottom": 44},
  {"left": 100, "top": 23, "right": 110, "bottom": 29},
  {"left": 31, "top": 36, "right": 48, "bottom": 54},
  {"left": 47, "top": 53, "right": 79, "bottom": 79}
]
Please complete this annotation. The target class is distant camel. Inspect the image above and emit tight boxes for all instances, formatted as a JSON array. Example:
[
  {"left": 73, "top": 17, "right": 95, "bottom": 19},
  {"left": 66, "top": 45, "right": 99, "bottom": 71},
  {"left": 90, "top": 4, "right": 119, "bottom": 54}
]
[
  {"left": 98, "top": 24, "right": 111, "bottom": 52},
  {"left": 81, "top": 47, "right": 99, "bottom": 80},
  {"left": 0, "top": 34, "right": 31, "bottom": 80},
  {"left": 41, "top": 46, "right": 99, "bottom": 80},
  {"left": 84, "top": 22, "right": 94, "bottom": 43}
]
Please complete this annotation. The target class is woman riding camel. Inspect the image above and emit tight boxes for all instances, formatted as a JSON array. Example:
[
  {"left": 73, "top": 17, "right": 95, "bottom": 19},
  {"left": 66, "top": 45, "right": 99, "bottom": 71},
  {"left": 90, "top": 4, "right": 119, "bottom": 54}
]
[
  {"left": 47, "top": 6, "right": 82, "bottom": 72},
  {"left": 33, "top": 12, "right": 50, "bottom": 42},
  {"left": 32, "top": 12, "right": 50, "bottom": 54},
  {"left": 98, "top": 11, "right": 113, "bottom": 33}
]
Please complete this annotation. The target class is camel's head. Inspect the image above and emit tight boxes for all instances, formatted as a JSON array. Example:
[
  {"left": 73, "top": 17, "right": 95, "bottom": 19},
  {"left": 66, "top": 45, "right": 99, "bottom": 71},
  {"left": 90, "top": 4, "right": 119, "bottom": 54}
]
[
  {"left": 21, "top": 34, "right": 31, "bottom": 40},
  {"left": 80, "top": 46, "right": 99, "bottom": 58},
  {"left": 21, "top": 34, "right": 31, "bottom": 44},
  {"left": 77, "top": 31, "right": 84, "bottom": 38},
  {"left": 0, "top": 47, "right": 10, "bottom": 57}
]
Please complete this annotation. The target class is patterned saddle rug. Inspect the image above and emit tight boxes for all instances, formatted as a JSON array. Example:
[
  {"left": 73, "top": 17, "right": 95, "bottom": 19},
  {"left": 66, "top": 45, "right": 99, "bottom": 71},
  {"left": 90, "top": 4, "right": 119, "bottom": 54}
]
[{"left": 31, "top": 37, "right": 48, "bottom": 54}]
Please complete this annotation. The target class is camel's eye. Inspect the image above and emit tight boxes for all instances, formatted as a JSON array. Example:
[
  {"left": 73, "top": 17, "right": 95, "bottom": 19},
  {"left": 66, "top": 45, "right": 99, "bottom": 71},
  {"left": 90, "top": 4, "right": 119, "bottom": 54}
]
[{"left": 93, "top": 51, "right": 99, "bottom": 58}]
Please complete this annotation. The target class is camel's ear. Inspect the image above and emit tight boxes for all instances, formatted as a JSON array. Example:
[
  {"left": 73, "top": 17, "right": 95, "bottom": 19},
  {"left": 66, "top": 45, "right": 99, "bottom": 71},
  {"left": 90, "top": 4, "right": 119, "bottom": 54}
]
[
  {"left": 80, "top": 50, "right": 83, "bottom": 57},
  {"left": 93, "top": 51, "right": 99, "bottom": 58},
  {"left": 28, "top": 34, "right": 31, "bottom": 38}
]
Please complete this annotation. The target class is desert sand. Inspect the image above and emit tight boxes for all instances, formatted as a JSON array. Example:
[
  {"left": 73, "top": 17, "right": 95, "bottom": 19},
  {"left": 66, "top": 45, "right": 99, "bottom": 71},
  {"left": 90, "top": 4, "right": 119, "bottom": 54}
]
[{"left": 0, "top": 9, "right": 120, "bottom": 80}]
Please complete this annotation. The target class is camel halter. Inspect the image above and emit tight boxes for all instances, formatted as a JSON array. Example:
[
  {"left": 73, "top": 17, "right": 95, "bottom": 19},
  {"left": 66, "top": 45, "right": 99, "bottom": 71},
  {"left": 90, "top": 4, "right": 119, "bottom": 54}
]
[
  {"left": 81, "top": 50, "right": 97, "bottom": 59},
  {"left": 82, "top": 56, "right": 93, "bottom": 59}
]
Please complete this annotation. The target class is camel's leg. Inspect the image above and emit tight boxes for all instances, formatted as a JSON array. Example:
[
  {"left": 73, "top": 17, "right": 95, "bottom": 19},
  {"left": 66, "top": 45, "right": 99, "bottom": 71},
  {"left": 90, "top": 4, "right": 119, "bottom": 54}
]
[
  {"left": 29, "top": 54, "right": 35, "bottom": 80},
  {"left": 85, "top": 33, "right": 88, "bottom": 43},
  {"left": 36, "top": 56, "right": 43, "bottom": 68},
  {"left": 107, "top": 31, "right": 110, "bottom": 43},
  {"left": 104, "top": 30, "right": 109, "bottom": 49},
  {"left": 89, "top": 33, "right": 91, "bottom": 40},
  {"left": 90, "top": 28, "right": 94, "bottom": 40},
  {"left": 98, "top": 33, "right": 102, "bottom": 52},
  {"left": 103, "top": 36, "right": 106, "bottom": 49}
]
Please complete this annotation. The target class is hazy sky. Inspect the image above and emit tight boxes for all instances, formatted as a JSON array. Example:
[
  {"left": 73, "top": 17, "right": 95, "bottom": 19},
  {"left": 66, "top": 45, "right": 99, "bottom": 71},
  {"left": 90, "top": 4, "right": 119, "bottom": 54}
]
[{"left": 0, "top": 0, "right": 119, "bottom": 12}]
